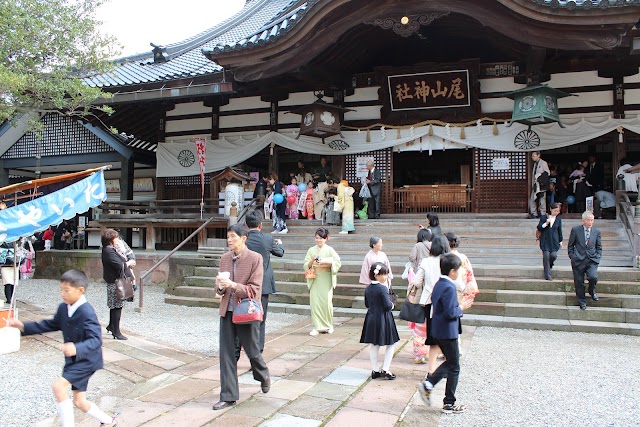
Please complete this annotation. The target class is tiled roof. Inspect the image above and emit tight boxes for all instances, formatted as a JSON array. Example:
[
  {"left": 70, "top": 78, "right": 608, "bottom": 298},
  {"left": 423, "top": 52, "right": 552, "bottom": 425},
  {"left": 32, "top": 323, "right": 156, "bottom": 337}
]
[{"left": 85, "top": 0, "right": 298, "bottom": 88}]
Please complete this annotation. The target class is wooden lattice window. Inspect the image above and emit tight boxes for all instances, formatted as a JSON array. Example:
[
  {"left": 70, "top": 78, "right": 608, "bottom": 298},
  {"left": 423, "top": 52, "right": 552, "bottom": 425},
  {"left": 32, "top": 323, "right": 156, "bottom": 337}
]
[
  {"left": 344, "top": 148, "right": 393, "bottom": 214},
  {"left": 473, "top": 149, "right": 528, "bottom": 213}
]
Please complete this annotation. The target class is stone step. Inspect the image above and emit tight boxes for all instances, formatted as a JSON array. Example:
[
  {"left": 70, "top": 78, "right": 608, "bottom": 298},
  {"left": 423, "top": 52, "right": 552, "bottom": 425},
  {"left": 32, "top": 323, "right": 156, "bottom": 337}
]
[
  {"left": 267, "top": 303, "right": 640, "bottom": 336},
  {"left": 467, "top": 302, "right": 640, "bottom": 323}
]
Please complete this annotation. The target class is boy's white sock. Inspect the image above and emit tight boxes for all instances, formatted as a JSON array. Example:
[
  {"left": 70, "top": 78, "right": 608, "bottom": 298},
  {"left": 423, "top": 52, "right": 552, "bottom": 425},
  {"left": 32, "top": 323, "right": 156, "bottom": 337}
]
[
  {"left": 369, "top": 344, "right": 380, "bottom": 371},
  {"left": 87, "top": 403, "right": 113, "bottom": 424},
  {"left": 57, "top": 399, "right": 74, "bottom": 427},
  {"left": 382, "top": 344, "right": 395, "bottom": 371}
]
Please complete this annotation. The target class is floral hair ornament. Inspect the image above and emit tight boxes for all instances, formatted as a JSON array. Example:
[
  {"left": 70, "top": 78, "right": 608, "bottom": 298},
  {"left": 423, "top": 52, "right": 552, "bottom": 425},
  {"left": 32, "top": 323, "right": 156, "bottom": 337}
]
[{"left": 374, "top": 265, "right": 381, "bottom": 275}]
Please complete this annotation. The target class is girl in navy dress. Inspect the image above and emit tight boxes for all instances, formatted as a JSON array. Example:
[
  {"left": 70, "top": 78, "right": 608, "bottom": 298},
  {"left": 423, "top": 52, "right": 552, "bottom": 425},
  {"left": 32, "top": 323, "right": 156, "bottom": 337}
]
[{"left": 360, "top": 262, "right": 400, "bottom": 380}]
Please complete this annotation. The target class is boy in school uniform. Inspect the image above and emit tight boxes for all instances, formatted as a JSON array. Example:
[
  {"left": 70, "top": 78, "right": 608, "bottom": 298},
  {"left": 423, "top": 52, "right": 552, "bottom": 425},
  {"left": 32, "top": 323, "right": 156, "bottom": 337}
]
[
  {"left": 417, "top": 253, "right": 472, "bottom": 414},
  {"left": 8, "top": 269, "right": 116, "bottom": 426}
]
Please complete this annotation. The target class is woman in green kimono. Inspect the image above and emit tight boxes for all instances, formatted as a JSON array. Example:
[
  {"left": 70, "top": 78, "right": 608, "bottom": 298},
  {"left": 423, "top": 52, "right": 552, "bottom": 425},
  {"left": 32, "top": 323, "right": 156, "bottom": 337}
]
[{"left": 304, "top": 227, "right": 342, "bottom": 336}]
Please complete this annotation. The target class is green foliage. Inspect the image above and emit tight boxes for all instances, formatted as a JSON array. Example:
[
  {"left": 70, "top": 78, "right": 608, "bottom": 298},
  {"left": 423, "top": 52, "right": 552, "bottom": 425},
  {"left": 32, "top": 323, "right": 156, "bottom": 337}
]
[{"left": 0, "top": 0, "right": 120, "bottom": 124}]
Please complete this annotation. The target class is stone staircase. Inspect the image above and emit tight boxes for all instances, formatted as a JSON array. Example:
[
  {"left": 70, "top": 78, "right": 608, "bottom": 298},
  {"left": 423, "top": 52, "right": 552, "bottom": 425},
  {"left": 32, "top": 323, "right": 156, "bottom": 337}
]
[{"left": 165, "top": 214, "right": 640, "bottom": 335}]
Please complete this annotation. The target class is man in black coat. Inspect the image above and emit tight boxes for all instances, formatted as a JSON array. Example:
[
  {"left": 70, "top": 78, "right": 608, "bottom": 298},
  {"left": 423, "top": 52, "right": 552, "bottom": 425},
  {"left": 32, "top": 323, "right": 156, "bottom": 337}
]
[
  {"left": 537, "top": 203, "right": 563, "bottom": 280},
  {"left": 242, "top": 209, "right": 284, "bottom": 352},
  {"left": 365, "top": 160, "right": 382, "bottom": 219},
  {"left": 568, "top": 211, "right": 602, "bottom": 310},
  {"left": 586, "top": 154, "right": 605, "bottom": 192}
]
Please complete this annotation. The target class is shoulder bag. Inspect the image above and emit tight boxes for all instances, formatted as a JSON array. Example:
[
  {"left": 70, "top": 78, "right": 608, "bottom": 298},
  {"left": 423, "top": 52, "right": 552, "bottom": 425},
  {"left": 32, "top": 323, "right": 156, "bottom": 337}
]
[
  {"left": 115, "top": 266, "right": 135, "bottom": 301},
  {"left": 232, "top": 287, "right": 264, "bottom": 324},
  {"left": 399, "top": 298, "right": 426, "bottom": 323}
]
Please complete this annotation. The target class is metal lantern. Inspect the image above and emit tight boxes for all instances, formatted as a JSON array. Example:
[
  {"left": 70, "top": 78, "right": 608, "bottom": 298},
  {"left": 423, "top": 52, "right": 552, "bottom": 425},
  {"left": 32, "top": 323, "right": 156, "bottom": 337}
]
[
  {"left": 504, "top": 84, "right": 574, "bottom": 128},
  {"left": 290, "top": 96, "right": 352, "bottom": 142}
]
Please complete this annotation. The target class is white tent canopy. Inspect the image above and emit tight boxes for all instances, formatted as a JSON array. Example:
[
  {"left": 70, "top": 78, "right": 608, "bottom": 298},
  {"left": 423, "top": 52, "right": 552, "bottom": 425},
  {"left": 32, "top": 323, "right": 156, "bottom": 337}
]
[{"left": 156, "top": 115, "right": 640, "bottom": 177}]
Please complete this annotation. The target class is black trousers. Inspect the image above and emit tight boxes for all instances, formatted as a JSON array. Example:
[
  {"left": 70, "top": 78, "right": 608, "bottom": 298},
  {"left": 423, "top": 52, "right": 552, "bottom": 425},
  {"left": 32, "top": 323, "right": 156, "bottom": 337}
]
[
  {"left": 367, "top": 194, "right": 380, "bottom": 218},
  {"left": 572, "top": 260, "right": 598, "bottom": 305},
  {"left": 219, "top": 313, "right": 269, "bottom": 402},
  {"left": 542, "top": 250, "right": 557, "bottom": 280},
  {"left": 427, "top": 337, "right": 460, "bottom": 406}
]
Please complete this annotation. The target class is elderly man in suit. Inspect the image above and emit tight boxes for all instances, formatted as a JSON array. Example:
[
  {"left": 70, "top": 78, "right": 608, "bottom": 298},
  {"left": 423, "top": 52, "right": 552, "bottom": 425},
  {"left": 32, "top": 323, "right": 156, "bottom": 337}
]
[
  {"left": 242, "top": 209, "right": 284, "bottom": 352},
  {"left": 529, "top": 151, "right": 550, "bottom": 218},
  {"left": 213, "top": 224, "right": 270, "bottom": 410},
  {"left": 568, "top": 211, "right": 602, "bottom": 310},
  {"left": 366, "top": 159, "right": 382, "bottom": 219}
]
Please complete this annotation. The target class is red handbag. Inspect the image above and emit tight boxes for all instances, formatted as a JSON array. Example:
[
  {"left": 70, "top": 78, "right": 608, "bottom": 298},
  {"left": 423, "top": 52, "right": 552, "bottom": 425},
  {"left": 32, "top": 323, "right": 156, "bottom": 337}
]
[{"left": 232, "top": 288, "right": 264, "bottom": 324}]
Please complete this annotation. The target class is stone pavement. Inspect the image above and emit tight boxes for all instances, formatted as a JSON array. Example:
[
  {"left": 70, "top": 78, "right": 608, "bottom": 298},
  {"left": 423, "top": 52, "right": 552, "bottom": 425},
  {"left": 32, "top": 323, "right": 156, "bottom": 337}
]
[{"left": 19, "top": 306, "right": 475, "bottom": 427}]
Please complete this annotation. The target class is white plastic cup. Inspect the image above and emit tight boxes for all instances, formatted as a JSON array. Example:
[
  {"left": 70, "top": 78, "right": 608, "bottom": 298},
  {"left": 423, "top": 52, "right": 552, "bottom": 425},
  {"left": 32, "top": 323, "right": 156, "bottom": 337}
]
[{"left": 218, "top": 271, "right": 230, "bottom": 280}]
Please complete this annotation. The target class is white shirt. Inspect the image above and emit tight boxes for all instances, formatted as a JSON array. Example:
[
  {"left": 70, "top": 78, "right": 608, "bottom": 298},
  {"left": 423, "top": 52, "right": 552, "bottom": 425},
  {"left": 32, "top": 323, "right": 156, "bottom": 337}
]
[
  {"left": 67, "top": 295, "right": 87, "bottom": 317},
  {"left": 541, "top": 215, "right": 557, "bottom": 228},
  {"left": 617, "top": 165, "right": 639, "bottom": 192}
]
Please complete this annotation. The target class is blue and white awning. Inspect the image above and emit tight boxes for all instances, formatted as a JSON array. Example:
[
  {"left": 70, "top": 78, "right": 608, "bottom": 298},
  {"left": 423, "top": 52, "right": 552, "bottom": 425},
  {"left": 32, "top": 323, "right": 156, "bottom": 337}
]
[{"left": 0, "top": 171, "right": 107, "bottom": 244}]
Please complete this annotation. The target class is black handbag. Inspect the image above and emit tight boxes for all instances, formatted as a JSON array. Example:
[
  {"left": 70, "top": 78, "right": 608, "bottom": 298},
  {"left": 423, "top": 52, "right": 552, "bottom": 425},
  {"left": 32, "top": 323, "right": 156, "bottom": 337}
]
[
  {"left": 115, "top": 266, "right": 134, "bottom": 301},
  {"left": 399, "top": 300, "right": 426, "bottom": 323}
]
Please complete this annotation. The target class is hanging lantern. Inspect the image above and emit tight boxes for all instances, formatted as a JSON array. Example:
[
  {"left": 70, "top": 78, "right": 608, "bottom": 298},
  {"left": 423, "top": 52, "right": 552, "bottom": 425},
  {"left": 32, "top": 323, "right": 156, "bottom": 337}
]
[
  {"left": 289, "top": 93, "right": 353, "bottom": 143},
  {"left": 504, "top": 84, "right": 575, "bottom": 128}
]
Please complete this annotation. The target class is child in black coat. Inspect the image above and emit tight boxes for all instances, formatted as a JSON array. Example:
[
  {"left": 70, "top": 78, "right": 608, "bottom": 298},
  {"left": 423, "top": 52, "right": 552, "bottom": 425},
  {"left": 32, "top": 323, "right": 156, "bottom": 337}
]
[
  {"left": 8, "top": 269, "right": 116, "bottom": 426},
  {"left": 360, "top": 262, "right": 400, "bottom": 380}
]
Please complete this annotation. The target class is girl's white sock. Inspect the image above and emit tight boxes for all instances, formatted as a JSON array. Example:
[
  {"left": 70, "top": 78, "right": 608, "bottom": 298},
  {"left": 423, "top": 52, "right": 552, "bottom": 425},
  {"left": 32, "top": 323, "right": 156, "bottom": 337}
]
[
  {"left": 369, "top": 344, "right": 380, "bottom": 371},
  {"left": 382, "top": 344, "right": 395, "bottom": 372},
  {"left": 57, "top": 399, "right": 74, "bottom": 427},
  {"left": 87, "top": 402, "right": 113, "bottom": 424}
]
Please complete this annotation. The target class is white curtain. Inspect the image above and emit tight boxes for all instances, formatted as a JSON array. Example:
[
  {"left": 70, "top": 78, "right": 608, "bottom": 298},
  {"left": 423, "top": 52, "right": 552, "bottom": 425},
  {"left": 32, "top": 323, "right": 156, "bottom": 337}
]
[{"left": 156, "top": 115, "right": 640, "bottom": 177}]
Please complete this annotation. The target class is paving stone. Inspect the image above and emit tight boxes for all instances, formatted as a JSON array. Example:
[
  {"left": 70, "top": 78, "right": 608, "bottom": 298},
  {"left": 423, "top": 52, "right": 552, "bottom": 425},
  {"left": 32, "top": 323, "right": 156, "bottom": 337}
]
[
  {"left": 325, "top": 407, "right": 399, "bottom": 426},
  {"left": 109, "top": 400, "right": 175, "bottom": 427},
  {"left": 203, "top": 413, "right": 264, "bottom": 427},
  {"left": 170, "top": 357, "right": 218, "bottom": 376},
  {"left": 138, "top": 401, "right": 220, "bottom": 426},
  {"left": 102, "top": 346, "right": 132, "bottom": 363},
  {"left": 259, "top": 413, "right": 322, "bottom": 427},
  {"left": 124, "top": 373, "right": 186, "bottom": 399},
  {"left": 287, "top": 364, "right": 336, "bottom": 382},
  {"left": 104, "top": 364, "right": 147, "bottom": 384},
  {"left": 347, "top": 377, "right": 419, "bottom": 416},
  {"left": 279, "top": 395, "right": 343, "bottom": 420},
  {"left": 112, "top": 358, "right": 166, "bottom": 379},
  {"left": 265, "top": 379, "right": 314, "bottom": 400},
  {"left": 238, "top": 372, "right": 281, "bottom": 385},
  {"left": 191, "top": 365, "right": 220, "bottom": 381},
  {"left": 151, "top": 347, "right": 203, "bottom": 364},
  {"left": 139, "top": 378, "right": 216, "bottom": 405},
  {"left": 228, "top": 396, "right": 289, "bottom": 418},
  {"left": 303, "top": 382, "right": 357, "bottom": 401},
  {"left": 322, "top": 366, "right": 371, "bottom": 387},
  {"left": 268, "top": 358, "right": 313, "bottom": 377}
]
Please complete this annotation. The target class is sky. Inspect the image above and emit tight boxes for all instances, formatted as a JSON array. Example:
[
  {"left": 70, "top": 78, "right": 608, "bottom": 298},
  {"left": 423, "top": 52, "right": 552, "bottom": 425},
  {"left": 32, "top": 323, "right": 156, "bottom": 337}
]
[{"left": 95, "top": 0, "right": 246, "bottom": 58}]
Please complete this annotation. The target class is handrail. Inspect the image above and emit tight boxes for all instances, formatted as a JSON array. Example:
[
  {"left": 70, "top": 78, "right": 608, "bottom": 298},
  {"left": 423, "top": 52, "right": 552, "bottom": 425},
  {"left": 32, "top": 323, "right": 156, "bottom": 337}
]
[
  {"left": 616, "top": 190, "right": 639, "bottom": 265},
  {"left": 237, "top": 197, "right": 259, "bottom": 224},
  {"left": 136, "top": 215, "right": 218, "bottom": 312}
]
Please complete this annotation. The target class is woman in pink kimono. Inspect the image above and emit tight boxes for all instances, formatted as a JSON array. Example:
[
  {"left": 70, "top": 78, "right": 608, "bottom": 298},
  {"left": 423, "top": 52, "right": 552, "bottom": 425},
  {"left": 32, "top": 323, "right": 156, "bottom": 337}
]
[
  {"left": 304, "top": 181, "right": 315, "bottom": 219},
  {"left": 359, "top": 235, "right": 393, "bottom": 287},
  {"left": 286, "top": 177, "right": 300, "bottom": 219}
]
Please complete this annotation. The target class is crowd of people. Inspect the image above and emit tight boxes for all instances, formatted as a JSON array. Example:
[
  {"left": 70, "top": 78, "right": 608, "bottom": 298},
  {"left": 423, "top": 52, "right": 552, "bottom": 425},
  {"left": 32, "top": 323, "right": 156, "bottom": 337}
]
[{"left": 529, "top": 152, "right": 617, "bottom": 219}]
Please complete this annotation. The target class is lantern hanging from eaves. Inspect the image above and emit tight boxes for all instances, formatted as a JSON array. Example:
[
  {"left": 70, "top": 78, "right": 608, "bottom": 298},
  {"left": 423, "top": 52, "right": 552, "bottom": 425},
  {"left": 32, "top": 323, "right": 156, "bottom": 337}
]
[
  {"left": 289, "top": 94, "right": 353, "bottom": 143},
  {"left": 504, "top": 84, "right": 575, "bottom": 128}
]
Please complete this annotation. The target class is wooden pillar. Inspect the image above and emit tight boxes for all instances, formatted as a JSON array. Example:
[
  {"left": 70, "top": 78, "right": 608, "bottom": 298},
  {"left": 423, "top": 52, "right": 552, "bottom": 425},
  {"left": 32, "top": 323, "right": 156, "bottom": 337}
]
[
  {"left": 261, "top": 94, "right": 289, "bottom": 176},
  {"left": 145, "top": 225, "right": 156, "bottom": 251},
  {"left": 120, "top": 155, "right": 135, "bottom": 246},
  {"left": 613, "top": 76, "right": 626, "bottom": 187},
  {"left": 211, "top": 104, "right": 220, "bottom": 140}
]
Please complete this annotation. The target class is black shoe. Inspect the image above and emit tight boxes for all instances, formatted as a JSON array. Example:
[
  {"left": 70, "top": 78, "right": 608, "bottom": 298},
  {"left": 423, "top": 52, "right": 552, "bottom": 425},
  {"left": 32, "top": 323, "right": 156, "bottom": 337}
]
[
  {"left": 527, "top": 213, "right": 536, "bottom": 219},
  {"left": 371, "top": 370, "right": 382, "bottom": 379},
  {"left": 442, "top": 403, "right": 466, "bottom": 414},
  {"left": 381, "top": 370, "right": 396, "bottom": 380},
  {"left": 212, "top": 401, "right": 235, "bottom": 410},
  {"left": 106, "top": 326, "right": 112, "bottom": 334},
  {"left": 579, "top": 303, "right": 587, "bottom": 310},
  {"left": 591, "top": 293, "right": 599, "bottom": 301},
  {"left": 113, "top": 333, "right": 128, "bottom": 340},
  {"left": 261, "top": 376, "right": 271, "bottom": 393}
]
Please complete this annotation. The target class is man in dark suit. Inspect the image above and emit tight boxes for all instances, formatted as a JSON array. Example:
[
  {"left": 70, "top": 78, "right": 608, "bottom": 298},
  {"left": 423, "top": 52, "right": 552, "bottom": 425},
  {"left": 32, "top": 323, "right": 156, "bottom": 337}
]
[
  {"left": 365, "top": 160, "right": 382, "bottom": 219},
  {"left": 587, "top": 154, "right": 605, "bottom": 192},
  {"left": 568, "top": 211, "right": 602, "bottom": 310},
  {"left": 537, "top": 202, "right": 563, "bottom": 280},
  {"left": 243, "top": 209, "right": 284, "bottom": 352},
  {"left": 418, "top": 253, "right": 472, "bottom": 414}
]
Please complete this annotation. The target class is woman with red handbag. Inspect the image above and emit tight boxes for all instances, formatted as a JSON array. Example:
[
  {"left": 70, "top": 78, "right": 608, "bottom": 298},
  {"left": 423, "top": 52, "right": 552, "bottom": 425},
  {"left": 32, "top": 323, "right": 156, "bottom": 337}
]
[{"left": 213, "top": 224, "right": 271, "bottom": 411}]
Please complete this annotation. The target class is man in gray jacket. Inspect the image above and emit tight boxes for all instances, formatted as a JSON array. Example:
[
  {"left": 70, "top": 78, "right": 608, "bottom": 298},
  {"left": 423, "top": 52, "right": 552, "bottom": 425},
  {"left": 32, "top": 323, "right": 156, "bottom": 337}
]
[{"left": 243, "top": 209, "right": 284, "bottom": 351}]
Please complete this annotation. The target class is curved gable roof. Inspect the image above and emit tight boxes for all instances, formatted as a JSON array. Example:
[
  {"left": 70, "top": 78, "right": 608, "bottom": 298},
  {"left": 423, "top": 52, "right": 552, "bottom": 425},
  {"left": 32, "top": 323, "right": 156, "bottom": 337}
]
[{"left": 85, "top": 0, "right": 298, "bottom": 88}]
